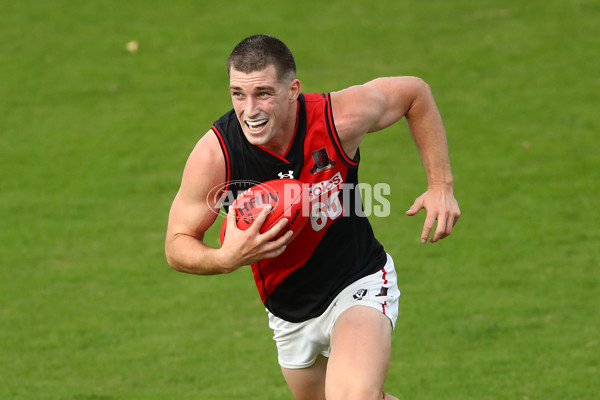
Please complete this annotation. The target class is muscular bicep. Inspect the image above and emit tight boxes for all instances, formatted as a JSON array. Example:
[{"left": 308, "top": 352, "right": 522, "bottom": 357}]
[
  {"left": 167, "top": 190, "right": 218, "bottom": 242},
  {"left": 166, "top": 130, "right": 226, "bottom": 243}
]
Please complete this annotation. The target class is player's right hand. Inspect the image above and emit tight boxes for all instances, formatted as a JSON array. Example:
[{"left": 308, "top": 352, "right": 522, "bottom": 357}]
[{"left": 219, "top": 205, "right": 293, "bottom": 271}]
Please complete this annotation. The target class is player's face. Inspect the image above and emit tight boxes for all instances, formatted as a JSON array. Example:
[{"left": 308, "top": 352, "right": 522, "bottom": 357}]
[{"left": 229, "top": 65, "right": 300, "bottom": 153}]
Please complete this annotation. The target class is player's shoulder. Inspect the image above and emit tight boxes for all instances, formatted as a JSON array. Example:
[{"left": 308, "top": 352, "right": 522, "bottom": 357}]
[
  {"left": 212, "top": 108, "right": 238, "bottom": 133},
  {"left": 183, "top": 130, "right": 226, "bottom": 183},
  {"left": 332, "top": 83, "right": 387, "bottom": 118},
  {"left": 329, "top": 83, "right": 386, "bottom": 137},
  {"left": 331, "top": 76, "right": 426, "bottom": 108},
  {"left": 169, "top": 128, "right": 227, "bottom": 218}
]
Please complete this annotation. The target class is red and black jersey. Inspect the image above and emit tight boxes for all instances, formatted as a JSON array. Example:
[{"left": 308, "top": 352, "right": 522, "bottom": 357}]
[{"left": 212, "top": 92, "right": 387, "bottom": 322}]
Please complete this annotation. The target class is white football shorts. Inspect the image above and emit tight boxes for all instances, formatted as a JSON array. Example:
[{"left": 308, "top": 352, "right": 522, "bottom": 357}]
[{"left": 267, "top": 253, "right": 400, "bottom": 369}]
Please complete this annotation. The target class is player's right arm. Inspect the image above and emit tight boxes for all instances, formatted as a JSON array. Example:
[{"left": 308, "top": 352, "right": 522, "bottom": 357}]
[{"left": 165, "top": 130, "right": 292, "bottom": 275}]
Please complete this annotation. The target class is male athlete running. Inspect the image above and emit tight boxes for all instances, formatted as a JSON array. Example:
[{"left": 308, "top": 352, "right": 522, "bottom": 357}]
[{"left": 166, "top": 34, "right": 460, "bottom": 400}]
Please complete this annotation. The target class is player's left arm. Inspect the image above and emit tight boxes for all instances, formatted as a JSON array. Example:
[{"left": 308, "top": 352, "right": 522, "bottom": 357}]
[{"left": 331, "top": 76, "right": 461, "bottom": 243}]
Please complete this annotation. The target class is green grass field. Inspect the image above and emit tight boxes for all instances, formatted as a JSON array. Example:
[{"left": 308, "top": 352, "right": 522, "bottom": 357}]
[{"left": 1, "top": 0, "right": 598, "bottom": 399}]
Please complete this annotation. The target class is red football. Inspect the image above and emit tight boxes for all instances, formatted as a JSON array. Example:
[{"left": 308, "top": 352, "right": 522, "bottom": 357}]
[{"left": 220, "top": 179, "right": 309, "bottom": 244}]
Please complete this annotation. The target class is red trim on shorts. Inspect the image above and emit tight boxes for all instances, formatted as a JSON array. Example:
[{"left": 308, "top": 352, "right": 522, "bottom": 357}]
[
  {"left": 381, "top": 267, "right": 388, "bottom": 314},
  {"left": 381, "top": 267, "right": 388, "bottom": 284}
]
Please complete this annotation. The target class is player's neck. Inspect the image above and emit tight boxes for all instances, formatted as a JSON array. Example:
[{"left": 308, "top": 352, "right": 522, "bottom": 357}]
[
  {"left": 260, "top": 103, "right": 298, "bottom": 156},
  {"left": 261, "top": 126, "right": 295, "bottom": 156}
]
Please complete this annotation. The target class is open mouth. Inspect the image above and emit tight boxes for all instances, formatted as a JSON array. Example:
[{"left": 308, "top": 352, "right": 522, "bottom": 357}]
[{"left": 245, "top": 119, "right": 268, "bottom": 132}]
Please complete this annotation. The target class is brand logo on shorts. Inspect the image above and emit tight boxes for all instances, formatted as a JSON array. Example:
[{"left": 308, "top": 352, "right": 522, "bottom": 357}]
[{"left": 352, "top": 289, "right": 368, "bottom": 300}]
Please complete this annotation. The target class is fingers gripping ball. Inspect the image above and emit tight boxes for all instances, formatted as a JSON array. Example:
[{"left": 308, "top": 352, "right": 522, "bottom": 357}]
[{"left": 220, "top": 179, "right": 309, "bottom": 244}]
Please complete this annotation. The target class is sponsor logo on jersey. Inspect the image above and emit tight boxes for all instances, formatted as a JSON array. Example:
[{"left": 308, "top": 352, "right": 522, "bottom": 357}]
[{"left": 308, "top": 172, "right": 343, "bottom": 200}]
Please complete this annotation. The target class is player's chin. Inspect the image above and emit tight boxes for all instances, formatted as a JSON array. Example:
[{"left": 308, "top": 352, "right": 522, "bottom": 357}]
[{"left": 243, "top": 127, "right": 271, "bottom": 145}]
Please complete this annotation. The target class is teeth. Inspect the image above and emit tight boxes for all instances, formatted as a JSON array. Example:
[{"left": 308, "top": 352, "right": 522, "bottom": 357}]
[{"left": 247, "top": 119, "right": 267, "bottom": 127}]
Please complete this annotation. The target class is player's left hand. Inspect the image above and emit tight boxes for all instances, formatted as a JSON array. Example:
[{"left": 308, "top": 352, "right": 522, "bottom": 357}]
[{"left": 405, "top": 186, "right": 461, "bottom": 243}]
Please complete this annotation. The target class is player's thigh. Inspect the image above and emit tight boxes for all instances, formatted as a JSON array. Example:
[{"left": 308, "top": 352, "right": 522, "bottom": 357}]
[
  {"left": 281, "top": 354, "right": 327, "bottom": 400},
  {"left": 326, "top": 305, "right": 393, "bottom": 400}
]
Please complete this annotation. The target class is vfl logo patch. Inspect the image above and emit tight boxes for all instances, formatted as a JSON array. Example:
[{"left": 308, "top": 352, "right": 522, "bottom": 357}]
[
  {"left": 310, "top": 148, "right": 336, "bottom": 174},
  {"left": 352, "top": 289, "right": 368, "bottom": 300}
]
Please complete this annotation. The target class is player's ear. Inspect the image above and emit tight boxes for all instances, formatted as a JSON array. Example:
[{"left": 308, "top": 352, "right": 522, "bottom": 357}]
[{"left": 289, "top": 78, "right": 301, "bottom": 102}]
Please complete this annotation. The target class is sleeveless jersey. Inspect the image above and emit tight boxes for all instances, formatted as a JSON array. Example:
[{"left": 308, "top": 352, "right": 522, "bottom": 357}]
[{"left": 212, "top": 92, "right": 387, "bottom": 322}]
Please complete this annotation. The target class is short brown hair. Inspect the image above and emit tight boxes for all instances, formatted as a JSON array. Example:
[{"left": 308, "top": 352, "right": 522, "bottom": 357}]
[{"left": 227, "top": 34, "right": 296, "bottom": 81}]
